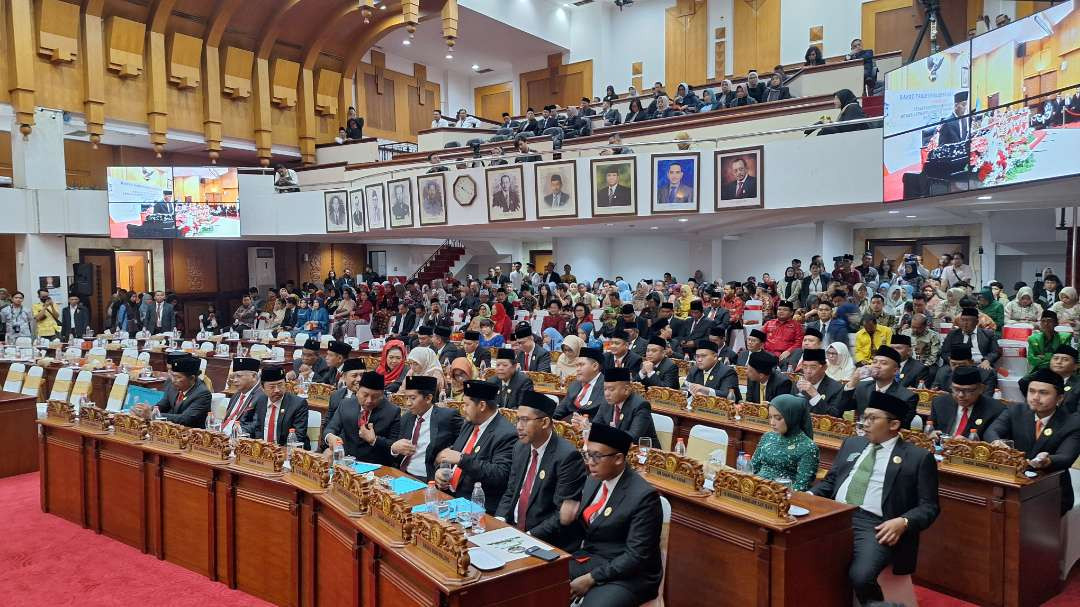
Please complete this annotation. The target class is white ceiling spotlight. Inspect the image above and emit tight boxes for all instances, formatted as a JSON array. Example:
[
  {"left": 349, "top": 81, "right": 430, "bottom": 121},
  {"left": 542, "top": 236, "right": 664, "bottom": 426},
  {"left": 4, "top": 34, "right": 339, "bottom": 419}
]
[{"left": 402, "top": 39, "right": 411, "bottom": 46}]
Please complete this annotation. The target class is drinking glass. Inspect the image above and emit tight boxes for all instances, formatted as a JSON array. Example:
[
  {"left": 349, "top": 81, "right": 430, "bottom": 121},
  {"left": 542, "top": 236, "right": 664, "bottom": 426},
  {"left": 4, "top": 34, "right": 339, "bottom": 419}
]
[{"left": 637, "top": 437, "right": 652, "bottom": 464}]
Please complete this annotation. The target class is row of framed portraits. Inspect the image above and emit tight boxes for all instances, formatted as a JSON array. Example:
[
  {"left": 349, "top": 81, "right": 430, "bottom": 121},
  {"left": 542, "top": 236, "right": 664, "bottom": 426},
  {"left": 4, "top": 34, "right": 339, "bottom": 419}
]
[{"left": 323, "top": 146, "right": 765, "bottom": 233}]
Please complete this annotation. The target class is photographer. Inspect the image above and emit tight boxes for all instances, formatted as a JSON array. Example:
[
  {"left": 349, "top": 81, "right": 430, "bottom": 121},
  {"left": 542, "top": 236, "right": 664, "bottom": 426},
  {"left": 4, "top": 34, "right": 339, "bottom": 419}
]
[
  {"left": 33, "top": 288, "right": 61, "bottom": 339},
  {"left": 1, "top": 291, "right": 35, "bottom": 340}
]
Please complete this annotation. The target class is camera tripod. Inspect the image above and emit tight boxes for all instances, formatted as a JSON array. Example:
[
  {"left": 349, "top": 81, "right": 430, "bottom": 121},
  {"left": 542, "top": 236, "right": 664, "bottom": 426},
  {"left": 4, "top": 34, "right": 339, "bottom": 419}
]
[{"left": 909, "top": 0, "right": 954, "bottom": 63}]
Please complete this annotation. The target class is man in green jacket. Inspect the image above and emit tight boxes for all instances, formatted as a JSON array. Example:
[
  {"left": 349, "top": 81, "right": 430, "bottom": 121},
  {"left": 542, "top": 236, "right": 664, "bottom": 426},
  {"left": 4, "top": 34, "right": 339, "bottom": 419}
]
[
  {"left": 977, "top": 287, "right": 1004, "bottom": 337},
  {"left": 1028, "top": 310, "right": 1070, "bottom": 373}
]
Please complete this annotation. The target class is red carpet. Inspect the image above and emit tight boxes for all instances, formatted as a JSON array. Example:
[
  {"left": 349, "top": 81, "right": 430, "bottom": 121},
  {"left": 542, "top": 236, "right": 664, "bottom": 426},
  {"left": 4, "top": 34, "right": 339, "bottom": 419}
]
[
  {"left": 0, "top": 472, "right": 272, "bottom": 607},
  {"left": 3, "top": 470, "right": 1080, "bottom": 606}
]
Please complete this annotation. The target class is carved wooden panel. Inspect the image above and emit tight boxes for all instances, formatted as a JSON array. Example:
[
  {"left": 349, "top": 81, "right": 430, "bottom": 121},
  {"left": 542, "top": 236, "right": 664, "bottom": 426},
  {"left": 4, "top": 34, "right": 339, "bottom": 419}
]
[
  {"left": 271, "top": 58, "right": 300, "bottom": 108},
  {"left": 36, "top": 0, "right": 80, "bottom": 64},
  {"left": 222, "top": 46, "right": 254, "bottom": 99},
  {"left": 167, "top": 32, "right": 203, "bottom": 89},
  {"left": 105, "top": 16, "right": 146, "bottom": 78},
  {"left": 315, "top": 69, "right": 341, "bottom": 117},
  {"left": 363, "top": 73, "right": 396, "bottom": 131}
]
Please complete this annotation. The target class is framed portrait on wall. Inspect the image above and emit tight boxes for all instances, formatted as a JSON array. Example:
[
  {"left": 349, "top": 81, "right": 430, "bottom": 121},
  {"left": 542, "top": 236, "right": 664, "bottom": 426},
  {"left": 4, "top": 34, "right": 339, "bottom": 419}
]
[
  {"left": 715, "top": 146, "right": 764, "bottom": 211},
  {"left": 364, "top": 183, "right": 386, "bottom": 230},
  {"left": 591, "top": 157, "right": 636, "bottom": 217},
  {"left": 417, "top": 173, "right": 448, "bottom": 226},
  {"left": 348, "top": 189, "right": 365, "bottom": 232},
  {"left": 486, "top": 165, "right": 526, "bottom": 222},
  {"left": 534, "top": 160, "right": 577, "bottom": 219},
  {"left": 387, "top": 178, "right": 414, "bottom": 228},
  {"left": 324, "top": 190, "right": 348, "bottom": 233},
  {"left": 651, "top": 152, "right": 699, "bottom": 213}
]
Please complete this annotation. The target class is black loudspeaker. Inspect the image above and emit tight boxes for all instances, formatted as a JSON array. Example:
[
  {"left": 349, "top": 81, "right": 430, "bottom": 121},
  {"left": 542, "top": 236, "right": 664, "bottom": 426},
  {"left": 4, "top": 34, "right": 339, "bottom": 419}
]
[{"left": 73, "top": 263, "right": 93, "bottom": 296}]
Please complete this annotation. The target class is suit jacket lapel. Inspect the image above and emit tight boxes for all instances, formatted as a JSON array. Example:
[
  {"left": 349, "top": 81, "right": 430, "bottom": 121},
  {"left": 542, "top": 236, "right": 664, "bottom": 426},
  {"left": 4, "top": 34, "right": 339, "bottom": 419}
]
[
  {"left": 529, "top": 435, "right": 560, "bottom": 506},
  {"left": 882, "top": 440, "right": 905, "bottom": 506},
  {"left": 1031, "top": 408, "right": 1066, "bottom": 452}
]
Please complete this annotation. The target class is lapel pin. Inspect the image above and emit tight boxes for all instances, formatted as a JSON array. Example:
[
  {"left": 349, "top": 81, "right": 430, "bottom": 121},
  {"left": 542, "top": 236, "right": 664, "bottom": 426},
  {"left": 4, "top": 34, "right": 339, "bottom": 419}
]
[
  {"left": 892, "top": 456, "right": 902, "bottom": 464},
  {"left": 975, "top": 418, "right": 983, "bottom": 425},
  {"left": 899, "top": 373, "right": 905, "bottom": 379},
  {"left": 787, "top": 444, "right": 797, "bottom": 450},
  {"left": 604, "top": 506, "right": 613, "bottom": 517},
  {"left": 847, "top": 453, "right": 859, "bottom": 462},
  {"left": 1044, "top": 428, "right": 1053, "bottom": 437},
  {"left": 539, "top": 469, "right": 546, "bottom": 480},
  {"left": 1066, "top": 385, "right": 1072, "bottom": 392}
]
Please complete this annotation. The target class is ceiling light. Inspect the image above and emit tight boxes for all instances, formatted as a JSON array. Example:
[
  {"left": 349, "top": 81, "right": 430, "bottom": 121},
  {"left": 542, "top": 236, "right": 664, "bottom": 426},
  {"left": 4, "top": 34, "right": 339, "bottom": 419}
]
[
  {"left": 379, "top": 3, "right": 386, "bottom": 8},
  {"left": 677, "top": 217, "right": 689, "bottom": 222},
  {"left": 905, "top": 215, "right": 917, "bottom": 218},
  {"left": 471, "top": 64, "right": 480, "bottom": 70},
  {"left": 977, "top": 195, "right": 992, "bottom": 200},
  {"left": 445, "top": 53, "right": 453, "bottom": 60},
  {"left": 606, "top": 223, "right": 613, "bottom": 227},
  {"left": 888, "top": 210, "right": 900, "bottom": 214},
  {"left": 402, "top": 39, "right": 411, "bottom": 46},
  {"left": 542, "top": 226, "right": 551, "bottom": 230},
  {"left": 650, "top": 226, "right": 659, "bottom": 230}
]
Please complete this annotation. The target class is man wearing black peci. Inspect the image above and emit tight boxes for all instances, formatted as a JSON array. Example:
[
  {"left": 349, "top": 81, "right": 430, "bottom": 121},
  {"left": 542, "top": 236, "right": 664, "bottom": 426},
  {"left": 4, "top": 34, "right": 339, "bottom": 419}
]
[
  {"left": 391, "top": 375, "right": 463, "bottom": 480},
  {"left": 323, "top": 371, "right": 401, "bottom": 466},
  {"left": 243, "top": 367, "right": 310, "bottom": 449},
  {"left": 487, "top": 347, "right": 534, "bottom": 408}
]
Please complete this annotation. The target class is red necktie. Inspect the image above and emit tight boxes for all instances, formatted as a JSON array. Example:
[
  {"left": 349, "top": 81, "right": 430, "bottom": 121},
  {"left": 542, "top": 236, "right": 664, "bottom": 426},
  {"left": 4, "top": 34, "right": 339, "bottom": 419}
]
[
  {"left": 574, "top": 381, "right": 591, "bottom": 409},
  {"left": 524, "top": 352, "right": 530, "bottom": 371},
  {"left": 611, "top": 403, "right": 622, "bottom": 427},
  {"left": 359, "top": 408, "right": 370, "bottom": 428},
  {"left": 176, "top": 390, "right": 186, "bottom": 407},
  {"left": 1035, "top": 418, "right": 1044, "bottom": 440},
  {"left": 955, "top": 407, "right": 970, "bottom": 436},
  {"left": 450, "top": 426, "right": 481, "bottom": 491},
  {"left": 223, "top": 391, "right": 247, "bottom": 427},
  {"left": 265, "top": 401, "right": 279, "bottom": 442},
  {"left": 582, "top": 484, "right": 609, "bottom": 525},
  {"left": 517, "top": 448, "right": 540, "bottom": 529},
  {"left": 400, "top": 415, "right": 424, "bottom": 471}
]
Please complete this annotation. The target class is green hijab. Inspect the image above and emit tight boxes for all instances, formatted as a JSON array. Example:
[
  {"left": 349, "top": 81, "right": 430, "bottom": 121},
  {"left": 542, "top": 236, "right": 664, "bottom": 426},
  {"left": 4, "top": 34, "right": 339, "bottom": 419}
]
[{"left": 770, "top": 394, "right": 814, "bottom": 439}]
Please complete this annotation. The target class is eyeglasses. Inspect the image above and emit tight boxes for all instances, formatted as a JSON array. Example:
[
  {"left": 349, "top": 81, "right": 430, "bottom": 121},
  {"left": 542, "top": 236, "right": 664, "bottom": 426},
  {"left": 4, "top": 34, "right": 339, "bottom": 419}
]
[
  {"left": 515, "top": 415, "right": 543, "bottom": 425},
  {"left": 582, "top": 450, "right": 619, "bottom": 463},
  {"left": 950, "top": 386, "right": 979, "bottom": 396},
  {"left": 860, "top": 413, "right": 895, "bottom": 424}
]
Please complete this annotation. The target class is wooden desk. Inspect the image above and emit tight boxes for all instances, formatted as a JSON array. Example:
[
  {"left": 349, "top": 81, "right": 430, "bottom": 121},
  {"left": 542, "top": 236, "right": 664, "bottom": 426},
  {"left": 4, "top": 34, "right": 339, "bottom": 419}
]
[
  {"left": 644, "top": 475, "right": 854, "bottom": 606},
  {"left": 649, "top": 402, "right": 1064, "bottom": 607},
  {"left": 0, "top": 391, "right": 38, "bottom": 477},
  {"left": 38, "top": 421, "right": 569, "bottom": 607}
]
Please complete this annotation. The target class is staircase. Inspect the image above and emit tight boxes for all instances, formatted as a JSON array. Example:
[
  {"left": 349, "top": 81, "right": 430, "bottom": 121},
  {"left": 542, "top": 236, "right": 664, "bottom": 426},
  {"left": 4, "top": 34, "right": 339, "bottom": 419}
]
[{"left": 413, "top": 239, "right": 466, "bottom": 285}]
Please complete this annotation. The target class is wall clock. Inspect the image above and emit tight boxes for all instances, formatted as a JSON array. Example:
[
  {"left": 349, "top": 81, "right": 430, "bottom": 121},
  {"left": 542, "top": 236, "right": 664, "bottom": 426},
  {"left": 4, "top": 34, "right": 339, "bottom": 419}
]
[{"left": 453, "top": 175, "right": 477, "bottom": 206}]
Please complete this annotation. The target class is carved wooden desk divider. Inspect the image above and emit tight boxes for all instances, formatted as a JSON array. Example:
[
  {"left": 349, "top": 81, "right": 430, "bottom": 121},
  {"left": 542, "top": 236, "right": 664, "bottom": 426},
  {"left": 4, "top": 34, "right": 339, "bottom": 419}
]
[
  {"left": 733, "top": 400, "right": 771, "bottom": 425},
  {"left": 232, "top": 437, "right": 286, "bottom": 476},
  {"left": 147, "top": 420, "right": 191, "bottom": 453},
  {"left": 113, "top": 412, "right": 149, "bottom": 442},
  {"left": 810, "top": 414, "right": 857, "bottom": 443},
  {"left": 690, "top": 394, "right": 730, "bottom": 417},
  {"left": 941, "top": 437, "right": 1027, "bottom": 481},
  {"left": 632, "top": 449, "right": 706, "bottom": 496},
  {"left": 526, "top": 371, "right": 562, "bottom": 391},
  {"left": 367, "top": 481, "right": 414, "bottom": 547},
  {"left": 709, "top": 469, "right": 792, "bottom": 521},
  {"left": 553, "top": 419, "right": 583, "bottom": 450},
  {"left": 443, "top": 400, "right": 465, "bottom": 416},
  {"left": 187, "top": 428, "right": 231, "bottom": 463},
  {"left": 306, "top": 383, "right": 334, "bottom": 407},
  {"left": 899, "top": 429, "right": 935, "bottom": 452},
  {"left": 411, "top": 513, "right": 475, "bottom": 580},
  {"left": 645, "top": 386, "right": 688, "bottom": 411},
  {"left": 498, "top": 407, "right": 519, "bottom": 424},
  {"left": 390, "top": 393, "right": 409, "bottom": 409},
  {"left": 78, "top": 404, "right": 112, "bottom": 434},
  {"left": 288, "top": 449, "right": 331, "bottom": 492},
  {"left": 328, "top": 463, "right": 373, "bottom": 516},
  {"left": 630, "top": 381, "right": 645, "bottom": 396},
  {"left": 46, "top": 399, "right": 76, "bottom": 425}
]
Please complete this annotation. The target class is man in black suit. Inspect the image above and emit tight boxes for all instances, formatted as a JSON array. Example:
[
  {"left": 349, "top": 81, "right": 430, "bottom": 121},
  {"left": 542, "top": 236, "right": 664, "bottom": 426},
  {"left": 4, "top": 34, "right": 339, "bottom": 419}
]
[
  {"left": 932, "top": 344, "right": 997, "bottom": 392},
  {"left": 143, "top": 290, "right": 176, "bottom": 334},
  {"left": 323, "top": 357, "right": 365, "bottom": 444},
  {"left": 677, "top": 300, "right": 714, "bottom": 357},
  {"left": 1049, "top": 344, "right": 1080, "bottom": 413},
  {"left": 514, "top": 325, "right": 551, "bottom": 372},
  {"left": 619, "top": 303, "right": 649, "bottom": 337},
  {"left": 810, "top": 391, "right": 940, "bottom": 604},
  {"left": 436, "top": 380, "right": 517, "bottom": 514},
  {"left": 734, "top": 329, "right": 767, "bottom": 367},
  {"left": 626, "top": 325, "right": 648, "bottom": 358},
  {"left": 603, "top": 329, "right": 642, "bottom": 379},
  {"left": 288, "top": 342, "right": 328, "bottom": 383},
  {"left": 135, "top": 356, "right": 211, "bottom": 428},
  {"left": 720, "top": 156, "right": 756, "bottom": 199},
  {"left": 315, "top": 340, "right": 352, "bottom": 385},
  {"left": 891, "top": 334, "right": 928, "bottom": 389},
  {"left": 782, "top": 327, "right": 823, "bottom": 373},
  {"left": 939, "top": 307, "right": 1000, "bottom": 372},
  {"left": 639, "top": 337, "right": 679, "bottom": 389},
  {"left": 491, "top": 174, "right": 521, "bottom": 212},
  {"left": 703, "top": 291, "right": 731, "bottom": 333},
  {"left": 555, "top": 347, "right": 608, "bottom": 420},
  {"left": 391, "top": 375, "right": 463, "bottom": 480},
  {"left": 487, "top": 348, "right": 534, "bottom": 408},
  {"left": 243, "top": 368, "right": 310, "bottom": 449},
  {"left": 928, "top": 366, "right": 1004, "bottom": 440},
  {"left": 792, "top": 348, "right": 844, "bottom": 415},
  {"left": 841, "top": 345, "right": 920, "bottom": 428},
  {"left": 388, "top": 302, "right": 417, "bottom": 337},
  {"left": 496, "top": 390, "right": 587, "bottom": 552},
  {"left": 593, "top": 368, "right": 659, "bottom": 445},
  {"left": 595, "top": 165, "right": 632, "bottom": 208},
  {"left": 461, "top": 330, "right": 491, "bottom": 369},
  {"left": 431, "top": 325, "right": 463, "bottom": 367},
  {"left": 745, "top": 351, "right": 792, "bottom": 403},
  {"left": 708, "top": 326, "right": 738, "bottom": 365},
  {"left": 323, "top": 371, "right": 401, "bottom": 466},
  {"left": 686, "top": 340, "right": 740, "bottom": 400},
  {"left": 936, "top": 91, "right": 970, "bottom": 145},
  {"left": 60, "top": 294, "right": 90, "bottom": 341},
  {"left": 985, "top": 369, "right": 1080, "bottom": 514},
  {"left": 220, "top": 357, "right": 264, "bottom": 435},
  {"left": 567, "top": 423, "right": 663, "bottom": 606}
]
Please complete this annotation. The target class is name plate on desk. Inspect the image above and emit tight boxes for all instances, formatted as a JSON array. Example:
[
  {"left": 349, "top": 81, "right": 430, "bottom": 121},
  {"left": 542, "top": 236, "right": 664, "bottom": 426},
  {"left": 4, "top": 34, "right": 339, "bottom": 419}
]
[
  {"left": 811, "top": 414, "right": 856, "bottom": 442},
  {"left": 368, "top": 482, "right": 415, "bottom": 546},
  {"left": 645, "top": 386, "right": 688, "bottom": 411},
  {"left": 633, "top": 449, "right": 706, "bottom": 495},
  {"left": 328, "top": 464, "right": 373, "bottom": 516},
  {"left": 525, "top": 371, "right": 562, "bottom": 391},
  {"left": 305, "top": 383, "right": 334, "bottom": 406},
  {"left": 709, "top": 469, "right": 791, "bottom": 521},
  {"left": 899, "top": 429, "right": 935, "bottom": 452},
  {"left": 288, "top": 449, "right": 330, "bottom": 491},
  {"left": 733, "top": 401, "right": 771, "bottom": 426},
  {"left": 690, "top": 394, "right": 731, "bottom": 418},
  {"left": 113, "top": 412, "right": 148, "bottom": 442},
  {"left": 187, "top": 428, "right": 231, "bottom": 462},
  {"left": 410, "top": 514, "right": 475, "bottom": 579},
  {"left": 78, "top": 405, "right": 112, "bottom": 434},
  {"left": 233, "top": 438, "right": 285, "bottom": 476},
  {"left": 45, "top": 400, "right": 75, "bottom": 425},
  {"left": 148, "top": 420, "right": 191, "bottom": 453},
  {"left": 942, "top": 438, "right": 1027, "bottom": 481}
]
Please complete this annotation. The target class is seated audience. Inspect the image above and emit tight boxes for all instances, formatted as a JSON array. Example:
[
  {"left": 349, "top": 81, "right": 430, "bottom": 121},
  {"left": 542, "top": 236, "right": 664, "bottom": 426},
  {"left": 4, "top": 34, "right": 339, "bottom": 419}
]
[
  {"left": 751, "top": 394, "right": 820, "bottom": 490},
  {"left": 729, "top": 83, "right": 758, "bottom": 107},
  {"left": 762, "top": 72, "right": 792, "bottom": 102},
  {"left": 804, "top": 45, "right": 826, "bottom": 66},
  {"left": 745, "top": 70, "right": 767, "bottom": 102}
]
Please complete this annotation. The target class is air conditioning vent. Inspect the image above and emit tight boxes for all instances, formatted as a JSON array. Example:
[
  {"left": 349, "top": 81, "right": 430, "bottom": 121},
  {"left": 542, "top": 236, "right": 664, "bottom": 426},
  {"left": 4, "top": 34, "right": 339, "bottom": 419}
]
[
  {"left": 573, "top": 0, "right": 594, "bottom": 5},
  {"left": 475, "top": 68, "right": 494, "bottom": 74}
]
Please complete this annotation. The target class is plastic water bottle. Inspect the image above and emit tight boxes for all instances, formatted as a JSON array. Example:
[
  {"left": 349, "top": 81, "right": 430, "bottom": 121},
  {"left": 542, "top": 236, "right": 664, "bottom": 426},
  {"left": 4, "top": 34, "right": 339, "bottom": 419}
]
[
  {"left": 332, "top": 441, "right": 345, "bottom": 466},
  {"left": 735, "top": 451, "right": 749, "bottom": 473},
  {"left": 286, "top": 428, "right": 302, "bottom": 457},
  {"left": 967, "top": 428, "right": 979, "bottom": 442},
  {"left": 425, "top": 481, "right": 439, "bottom": 515},
  {"left": 470, "top": 482, "right": 487, "bottom": 533},
  {"left": 923, "top": 420, "right": 935, "bottom": 436},
  {"left": 674, "top": 438, "right": 687, "bottom": 457}
]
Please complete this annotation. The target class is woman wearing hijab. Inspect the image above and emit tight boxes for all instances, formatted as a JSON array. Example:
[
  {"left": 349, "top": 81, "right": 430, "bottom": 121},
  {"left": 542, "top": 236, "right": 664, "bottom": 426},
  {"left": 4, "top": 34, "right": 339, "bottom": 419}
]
[
  {"left": 578, "top": 321, "right": 603, "bottom": 349},
  {"left": 1051, "top": 287, "right": 1080, "bottom": 325},
  {"left": 615, "top": 279, "right": 633, "bottom": 304},
  {"left": 780, "top": 267, "right": 801, "bottom": 304},
  {"left": 445, "top": 356, "right": 476, "bottom": 400},
  {"left": 392, "top": 346, "right": 444, "bottom": 394},
  {"left": 900, "top": 259, "right": 924, "bottom": 292},
  {"left": 750, "top": 394, "right": 820, "bottom": 491},
  {"left": 697, "top": 89, "right": 719, "bottom": 112},
  {"left": 762, "top": 72, "right": 792, "bottom": 102},
  {"left": 553, "top": 334, "right": 584, "bottom": 379},
  {"left": 729, "top": 83, "right": 758, "bottom": 108},
  {"left": 935, "top": 287, "right": 966, "bottom": 323},
  {"left": 675, "top": 284, "right": 696, "bottom": 320},
  {"left": 885, "top": 284, "right": 909, "bottom": 318},
  {"left": 490, "top": 300, "right": 512, "bottom": 339},
  {"left": 718, "top": 80, "right": 737, "bottom": 107},
  {"left": 603, "top": 85, "right": 619, "bottom": 103},
  {"left": 976, "top": 287, "right": 1004, "bottom": 336},
  {"left": 1004, "top": 286, "right": 1043, "bottom": 323},
  {"left": 467, "top": 303, "right": 491, "bottom": 332},
  {"left": 815, "top": 89, "right": 868, "bottom": 135},
  {"left": 377, "top": 339, "right": 408, "bottom": 385},
  {"left": 672, "top": 82, "right": 700, "bottom": 112},
  {"left": 542, "top": 327, "right": 565, "bottom": 353},
  {"left": 825, "top": 342, "right": 856, "bottom": 383}
]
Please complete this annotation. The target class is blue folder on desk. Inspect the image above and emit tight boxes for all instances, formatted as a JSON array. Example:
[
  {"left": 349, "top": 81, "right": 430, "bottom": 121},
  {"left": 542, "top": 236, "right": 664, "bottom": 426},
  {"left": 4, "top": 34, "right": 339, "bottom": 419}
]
[
  {"left": 412, "top": 497, "right": 481, "bottom": 517},
  {"left": 387, "top": 476, "right": 427, "bottom": 495},
  {"left": 349, "top": 461, "right": 380, "bottom": 474}
]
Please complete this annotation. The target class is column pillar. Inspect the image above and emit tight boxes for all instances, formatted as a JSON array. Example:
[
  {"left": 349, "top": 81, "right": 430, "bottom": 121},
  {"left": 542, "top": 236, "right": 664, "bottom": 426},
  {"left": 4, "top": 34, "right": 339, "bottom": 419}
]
[
  {"left": 14, "top": 235, "right": 69, "bottom": 300},
  {"left": 11, "top": 108, "right": 66, "bottom": 190}
]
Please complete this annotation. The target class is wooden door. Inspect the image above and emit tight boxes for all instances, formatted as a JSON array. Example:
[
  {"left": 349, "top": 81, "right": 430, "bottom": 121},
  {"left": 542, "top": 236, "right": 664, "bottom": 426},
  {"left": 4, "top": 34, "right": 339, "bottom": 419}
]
[
  {"left": 530, "top": 250, "right": 553, "bottom": 276},
  {"left": 474, "top": 82, "right": 513, "bottom": 122},
  {"left": 733, "top": 0, "right": 781, "bottom": 76},
  {"left": 874, "top": 7, "right": 917, "bottom": 56},
  {"left": 665, "top": 0, "right": 708, "bottom": 88},
  {"left": 79, "top": 251, "right": 116, "bottom": 333},
  {"left": 115, "top": 250, "right": 151, "bottom": 294},
  {"left": 0, "top": 236, "right": 16, "bottom": 294}
]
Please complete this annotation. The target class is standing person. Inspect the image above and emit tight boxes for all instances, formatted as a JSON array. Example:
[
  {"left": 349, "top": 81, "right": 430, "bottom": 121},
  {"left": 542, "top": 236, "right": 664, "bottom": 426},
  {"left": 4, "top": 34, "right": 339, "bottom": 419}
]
[
  {"left": 33, "top": 289, "right": 61, "bottom": 339},
  {"left": 116, "top": 290, "right": 143, "bottom": 333},
  {"left": 0, "top": 291, "right": 34, "bottom": 340},
  {"left": 143, "top": 290, "right": 176, "bottom": 334},
  {"left": 60, "top": 294, "right": 90, "bottom": 341},
  {"left": 810, "top": 391, "right": 940, "bottom": 604}
]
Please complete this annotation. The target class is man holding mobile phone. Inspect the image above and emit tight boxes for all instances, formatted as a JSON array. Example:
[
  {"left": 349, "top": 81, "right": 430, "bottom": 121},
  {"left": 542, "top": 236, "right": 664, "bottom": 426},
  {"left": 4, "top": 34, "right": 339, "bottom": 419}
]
[{"left": 33, "top": 289, "right": 61, "bottom": 339}]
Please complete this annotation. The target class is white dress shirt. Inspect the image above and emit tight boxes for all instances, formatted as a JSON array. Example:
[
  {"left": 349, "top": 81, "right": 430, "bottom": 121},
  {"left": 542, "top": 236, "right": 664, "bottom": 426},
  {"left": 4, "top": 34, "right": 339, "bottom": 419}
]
[
  {"left": 405, "top": 407, "right": 434, "bottom": 477},
  {"left": 965, "top": 332, "right": 983, "bottom": 363},
  {"left": 836, "top": 435, "right": 899, "bottom": 517},
  {"left": 584, "top": 469, "right": 625, "bottom": 521},
  {"left": 262, "top": 397, "right": 284, "bottom": 442},
  {"left": 511, "top": 432, "right": 552, "bottom": 516},
  {"left": 223, "top": 385, "right": 259, "bottom": 435}
]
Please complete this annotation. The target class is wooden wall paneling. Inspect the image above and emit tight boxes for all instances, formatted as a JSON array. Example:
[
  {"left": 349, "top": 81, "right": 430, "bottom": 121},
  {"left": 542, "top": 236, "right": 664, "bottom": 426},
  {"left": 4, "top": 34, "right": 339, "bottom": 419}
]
[
  {"left": 104, "top": 16, "right": 144, "bottom": 78},
  {"left": 145, "top": 4, "right": 171, "bottom": 156},
  {"left": 733, "top": 0, "right": 781, "bottom": 76},
  {"left": 665, "top": 0, "right": 707, "bottom": 88},
  {"left": 36, "top": 0, "right": 80, "bottom": 64},
  {"left": 632, "top": 61, "right": 643, "bottom": 93},
  {"left": 271, "top": 58, "right": 299, "bottom": 109},
  {"left": 861, "top": 0, "right": 915, "bottom": 56},
  {"left": 81, "top": 3, "right": 106, "bottom": 145},
  {"left": 167, "top": 240, "right": 219, "bottom": 294},
  {"left": 167, "top": 32, "right": 202, "bottom": 90},
  {"left": 6, "top": 0, "right": 37, "bottom": 131},
  {"left": 222, "top": 47, "right": 254, "bottom": 99},
  {"left": 518, "top": 56, "right": 593, "bottom": 113},
  {"left": 0, "top": 236, "right": 17, "bottom": 293},
  {"left": 0, "top": 0, "right": 9, "bottom": 104},
  {"left": 473, "top": 81, "right": 513, "bottom": 122},
  {"left": 63, "top": 139, "right": 116, "bottom": 189},
  {"left": 314, "top": 69, "right": 341, "bottom": 117}
]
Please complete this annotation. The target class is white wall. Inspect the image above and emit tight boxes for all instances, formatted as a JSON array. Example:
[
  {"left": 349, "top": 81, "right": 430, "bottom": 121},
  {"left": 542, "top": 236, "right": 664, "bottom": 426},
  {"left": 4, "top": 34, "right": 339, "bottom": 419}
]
[
  {"left": 612, "top": 236, "right": 693, "bottom": 283},
  {"left": 721, "top": 226, "right": 818, "bottom": 282},
  {"left": 15, "top": 234, "right": 69, "bottom": 298},
  {"left": 459, "top": 0, "right": 573, "bottom": 49},
  {"left": 708, "top": 0, "right": 734, "bottom": 79},
  {"left": 819, "top": 221, "right": 855, "bottom": 270},
  {"left": 552, "top": 237, "right": 611, "bottom": 284},
  {"left": 779, "top": 0, "right": 862, "bottom": 66},
  {"left": 375, "top": 244, "right": 441, "bottom": 277},
  {"left": 605, "top": 2, "right": 667, "bottom": 91}
]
